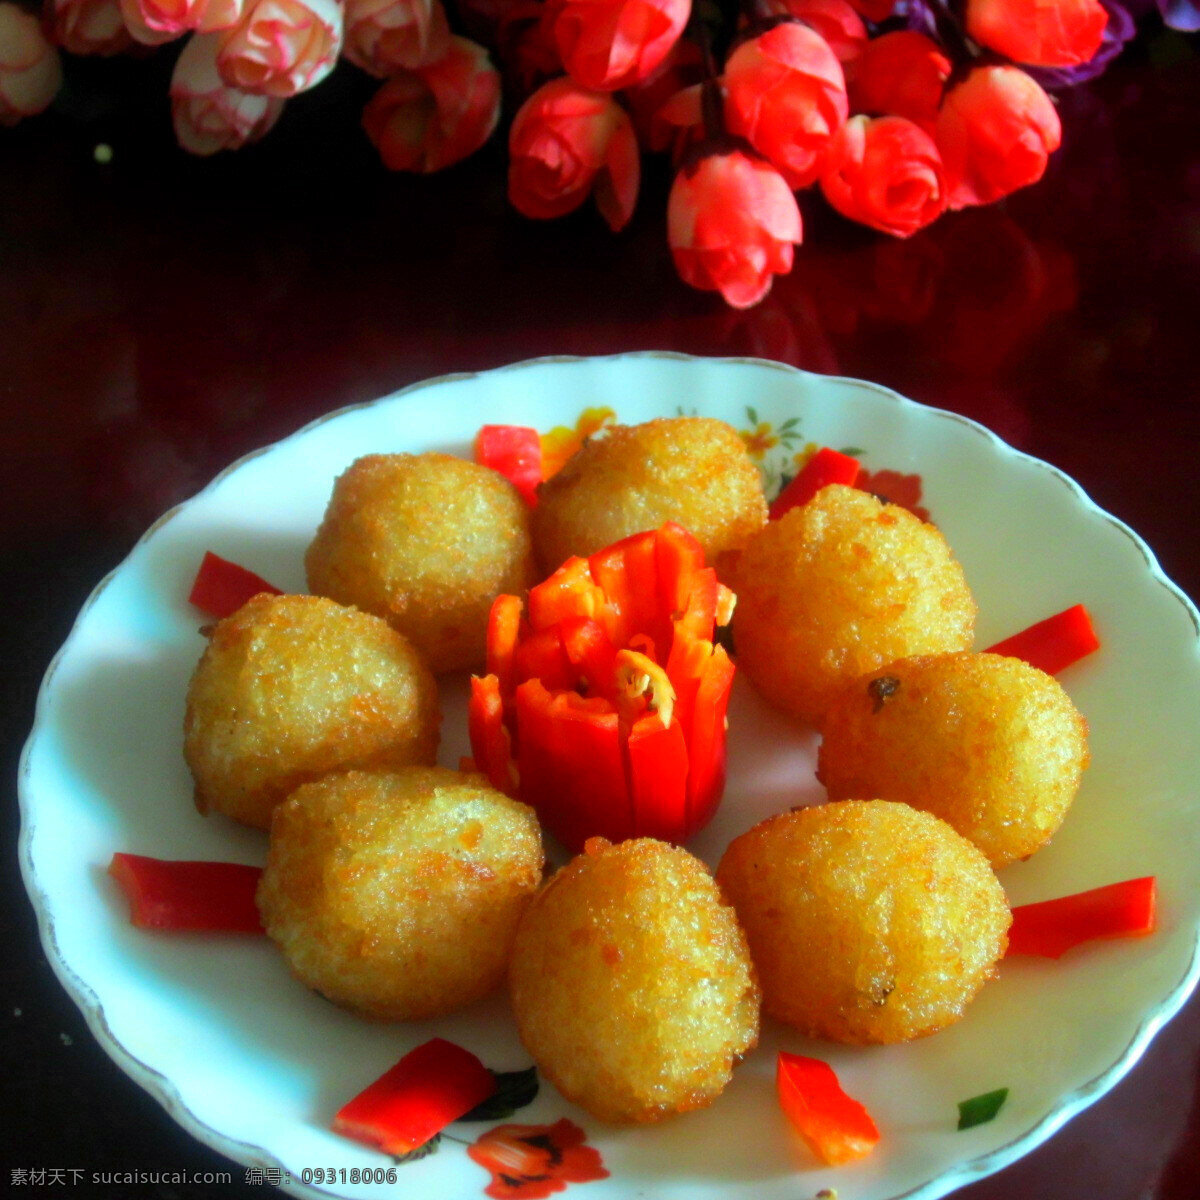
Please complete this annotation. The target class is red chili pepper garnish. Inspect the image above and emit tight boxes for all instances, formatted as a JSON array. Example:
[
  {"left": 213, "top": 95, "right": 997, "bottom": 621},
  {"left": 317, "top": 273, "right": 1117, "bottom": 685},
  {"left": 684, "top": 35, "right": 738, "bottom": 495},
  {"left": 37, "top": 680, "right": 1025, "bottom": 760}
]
[
  {"left": 108, "top": 853, "right": 264, "bottom": 933},
  {"left": 188, "top": 551, "right": 282, "bottom": 620},
  {"left": 475, "top": 425, "right": 544, "bottom": 507},
  {"left": 333, "top": 1038, "right": 498, "bottom": 1156},
  {"left": 769, "top": 447, "right": 862, "bottom": 520},
  {"left": 1007, "top": 876, "right": 1157, "bottom": 959},
  {"left": 776, "top": 1052, "right": 880, "bottom": 1166},
  {"left": 468, "top": 522, "right": 735, "bottom": 851},
  {"left": 985, "top": 604, "right": 1100, "bottom": 675}
]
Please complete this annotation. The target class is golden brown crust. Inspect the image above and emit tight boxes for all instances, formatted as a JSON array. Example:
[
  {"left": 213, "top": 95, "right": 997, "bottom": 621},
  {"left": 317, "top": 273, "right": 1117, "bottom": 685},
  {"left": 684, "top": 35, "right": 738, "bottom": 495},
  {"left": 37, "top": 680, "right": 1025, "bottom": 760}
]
[
  {"left": 716, "top": 800, "right": 1010, "bottom": 1044},
  {"left": 508, "top": 838, "right": 760, "bottom": 1124},
  {"left": 257, "top": 767, "right": 543, "bottom": 1020},
  {"left": 305, "top": 453, "right": 536, "bottom": 673},
  {"left": 183, "top": 593, "right": 440, "bottom": 829},
  {"left": 818, "top": 651, "right": 1090, "bottom": 866},
  {"left": 731, "top": 485, "right": 976, "bottom": 726},
  {"left": 531, "top": 418, "right": 767, "bottom": 575}
]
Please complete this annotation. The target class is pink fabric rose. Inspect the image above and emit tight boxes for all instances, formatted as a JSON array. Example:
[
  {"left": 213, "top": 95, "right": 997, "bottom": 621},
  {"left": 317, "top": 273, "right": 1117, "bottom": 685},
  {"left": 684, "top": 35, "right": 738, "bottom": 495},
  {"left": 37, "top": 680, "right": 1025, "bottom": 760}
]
[
  {"left": 821, "top": 114, "right": 946, "bottom": 237},
  {"left": 508, "top": 75, "right": 640, "bottom": 230},
  {"left": 847, "top": 31, "right": 950, "bottom": 132},
  {"left": 362, "top": 35, "right": 501, "bottom": 172},
  {"left": 936, "top": 64, "right": 1061, "bottom": 209},
  {"left": 0, "top": 3, "right": 61, "bottom": 124},
  {"left": 217, "top": 0, "right": 342, "bottom": 97},
  {"left": 668, "top": 148, "right": 803, "bottom": 309},
  {"left": 965, "top": 0, "right": 1107, "bottom": 67},
  {"left": 760, "top": 0, "right": 867, "bottom": 65},
  {"left": 119, "top": 0, "right": 245, "bottom": 46},
  {"left": 49, "top": 0, "right": 134, "bottom": 55},
  {"left": 171, "top": 31, "right": 284, "bottom": 153},
  {"left": 723, "top": 22, "right": 848, "bottom": 190},
  {"left": 550, "top": 0, "right": 690, "bottom": 92},
  {"left": 343, "top": 0, "right": 451, "bottom": 77}
]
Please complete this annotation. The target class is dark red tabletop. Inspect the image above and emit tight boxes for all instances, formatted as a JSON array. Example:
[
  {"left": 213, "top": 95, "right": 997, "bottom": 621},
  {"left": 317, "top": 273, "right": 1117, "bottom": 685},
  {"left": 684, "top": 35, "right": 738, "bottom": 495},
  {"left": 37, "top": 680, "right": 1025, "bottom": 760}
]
[{"left": 4, "top": 25, "right": 1199, "bottom": 1200}]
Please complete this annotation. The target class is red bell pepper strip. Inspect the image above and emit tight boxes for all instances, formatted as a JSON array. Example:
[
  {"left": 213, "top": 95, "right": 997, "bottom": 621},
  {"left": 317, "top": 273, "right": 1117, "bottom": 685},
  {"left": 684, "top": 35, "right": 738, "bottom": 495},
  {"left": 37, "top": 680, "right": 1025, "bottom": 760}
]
[
  {"left": 474, "top": 425, "right": 543, "bottom": 507},
  {"left": 986, "top": 604, "right": 1099, "bottom": 675},
  {"left": 108, "top": 853, "right": 264, "bottom": 933},
  {"left": 776, "top": 1052, "right": 880, "bottom": 1166},
  {"left": 333, "top": 1038, "right": 497, "bottom": 1156},
  {"left": 188, "top": 551, "right": 282, "bottom": 620},
  {"left": 769, "top": 447, "right": 862, "bottom": 520},
  {"left": 470, "top": 524, "right": 735, "bottom": 852},
  {"left": 1007, "top": 876, "right": 1157, "bottom": 959}
]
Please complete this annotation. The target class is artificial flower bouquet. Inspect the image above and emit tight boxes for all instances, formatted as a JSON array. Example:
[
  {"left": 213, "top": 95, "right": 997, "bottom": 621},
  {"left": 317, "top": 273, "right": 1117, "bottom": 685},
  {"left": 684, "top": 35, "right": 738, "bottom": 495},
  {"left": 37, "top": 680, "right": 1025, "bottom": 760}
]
[{"left": 1, "top": 0, "right": 1193, "bottom": 306}]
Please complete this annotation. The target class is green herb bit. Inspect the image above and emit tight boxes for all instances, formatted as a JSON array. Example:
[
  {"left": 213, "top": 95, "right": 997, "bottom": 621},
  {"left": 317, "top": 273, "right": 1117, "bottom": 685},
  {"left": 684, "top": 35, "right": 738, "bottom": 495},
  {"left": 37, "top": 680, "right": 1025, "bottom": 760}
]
[{"left": 957, "top": 1087, "right": 1009, "bottom": 1130}]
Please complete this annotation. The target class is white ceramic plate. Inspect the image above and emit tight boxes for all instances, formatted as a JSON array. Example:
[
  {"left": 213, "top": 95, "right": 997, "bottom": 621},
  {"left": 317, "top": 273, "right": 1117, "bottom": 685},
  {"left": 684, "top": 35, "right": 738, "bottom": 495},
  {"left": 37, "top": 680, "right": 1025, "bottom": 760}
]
[{"left": 19, "top": 353, "right": 1200, "bottom": 1200}]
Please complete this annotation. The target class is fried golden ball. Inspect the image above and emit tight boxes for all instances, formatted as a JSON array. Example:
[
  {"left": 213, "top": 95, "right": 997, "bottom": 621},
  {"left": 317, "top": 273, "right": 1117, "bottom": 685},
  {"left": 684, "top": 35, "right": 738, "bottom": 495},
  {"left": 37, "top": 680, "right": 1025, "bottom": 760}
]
[
  {"left": 184, "top": 593, "right": 439, "bottom": 829},
  {"left": 716, "top": 800, "right": 1009, "bottom": 1044},
  {"left": 508, "top": 838, "right": 760, "bottom": 1124},
  {"left": 818, "top": 652, "right": 1090, "bottom": 867},
  {"left": 730, "top": 485, "right": 976, "bottom": 726},
  {"left": 305, "top": 453, "right": 537, "bottom": 673},
  {"left": 531, "top": 417, "right": 767, "bottom": 574},
  {"left": 257, "top": 767, "right": 543, "bottom": 1020}
]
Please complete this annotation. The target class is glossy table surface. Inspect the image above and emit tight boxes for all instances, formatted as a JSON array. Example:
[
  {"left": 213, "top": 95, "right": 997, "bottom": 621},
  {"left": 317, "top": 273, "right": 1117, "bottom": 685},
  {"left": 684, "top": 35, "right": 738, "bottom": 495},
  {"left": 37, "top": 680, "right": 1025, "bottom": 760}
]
[{"left": 4, "top": 26, "right": 1199, "bottom": 1200}]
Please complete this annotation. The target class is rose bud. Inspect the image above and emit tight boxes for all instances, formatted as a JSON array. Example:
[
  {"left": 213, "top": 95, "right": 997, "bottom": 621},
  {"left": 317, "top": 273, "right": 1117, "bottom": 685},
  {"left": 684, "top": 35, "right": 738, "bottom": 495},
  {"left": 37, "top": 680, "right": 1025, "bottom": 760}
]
[
  {"left": 760, "top": 0, "right": 867, "bottom": 66},
  {"left": 668, "top": 147, "right": 803, "bottom": 309},
  {"left": 49, "top": 0, "right": 134, "bottom": 55},
  {"left": 362, "top": 35, "right": 501, "bottom": 172},
  {"left": 965, "top": 0, "right": 1107, "bottom": 67},
  {"left": 217, "top": 0, "right": 342, "bottom": 97},
  {"left": 550, "top": 0, "right": 690, "bottom": 92},
  {"left": 508, "top": 75, "right": 640, "bottom": 230},
  {"left": 821, "top": 114, "right": 946, "bottom": 238},
  {"left": 723, "top": 22, "right": 848, "bottom": 191},
  {"left": 171, "top": 31, "right": 284, "bottom": 154},
  {"left": 846, "top": 31, "right": 950, "bottom": 132},
  {"left": 0, "top": 3, "right": 61, "bottom": 124},
  {"left": 119, "top": 0, "right": 245, "bottom": 46},
  {"left": 936, "top": 64, "right": 1061, "bottom": 209},
  {"left": 343, "top": 0, "right": 451, "bottom": 77}
]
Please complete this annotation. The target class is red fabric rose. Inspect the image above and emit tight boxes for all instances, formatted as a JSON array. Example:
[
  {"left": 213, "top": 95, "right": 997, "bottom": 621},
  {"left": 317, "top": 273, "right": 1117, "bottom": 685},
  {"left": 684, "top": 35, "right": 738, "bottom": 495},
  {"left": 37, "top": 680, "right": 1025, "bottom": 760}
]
[
  {"left": 623, "top": 35, "right": 704, "bottom": 152},
  {"left": 668, "top": 147, "right": 803, "bottom": 309},
  {"left": 550, "top": 0, "right": 689, "bottom": 91},
  {"left": 846, "top": 30, "right": 950, "bottom": 131},
  {"left": 821, "top": 114, "right": 946, "bottom": 237},
  {"left": 723, "top": 22, "right": 848, "bottom": 190},
  {"left": 508, "top": 76, "right": 640, "bottom": 230},
  {"left": 362, "top": 35, "right": 501, "bottom": 172},
  {"left": 760, "top": 0, "right": 867, "bottom": 65},
  {"left": 965, "top": 0, "right": 1107, "bottom": 68},
  {"left": 936, "top": 64, "right": 1061, "bottom": 209}
]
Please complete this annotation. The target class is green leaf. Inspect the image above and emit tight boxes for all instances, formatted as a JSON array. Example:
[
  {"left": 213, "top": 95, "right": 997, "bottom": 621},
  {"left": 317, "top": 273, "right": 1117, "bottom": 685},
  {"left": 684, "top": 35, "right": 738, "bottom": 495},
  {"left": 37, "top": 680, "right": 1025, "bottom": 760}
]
[
  {"left": 839, "top": 446, "right": 865, "bottom": 457},
  {"left": 461, "top": 1067, "right": 539, "bottom": 1121},
  {"left": 778, "top": 417, "right": 801, "bottom": 432},
  {"left": 391, "top": 1133, "right": 442, "bottom": 1163},
  {"left": 957, "top": 1087, "right": 1009, "bottom": 1130},
  {"left": 746, "top": 405, "right": 759, "bottom": 426}
]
